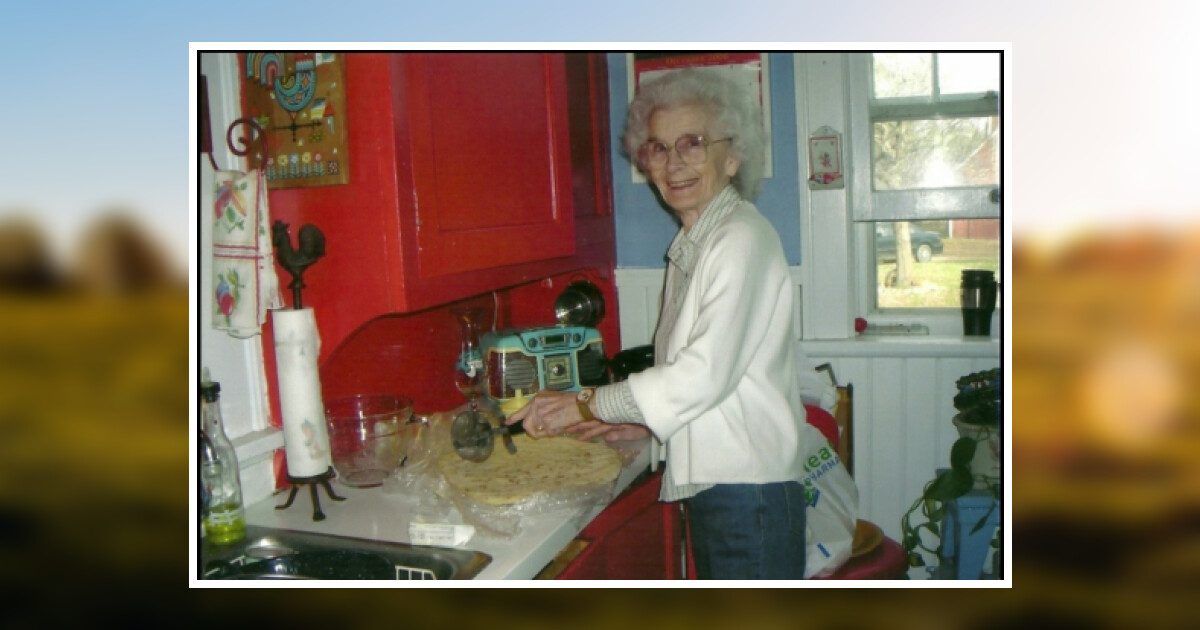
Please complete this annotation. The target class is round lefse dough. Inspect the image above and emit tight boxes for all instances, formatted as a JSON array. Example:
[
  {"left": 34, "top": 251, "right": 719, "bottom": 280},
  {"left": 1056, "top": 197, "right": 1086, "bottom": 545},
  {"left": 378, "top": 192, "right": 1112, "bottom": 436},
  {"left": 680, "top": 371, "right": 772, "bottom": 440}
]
[{"left": 438, "top": 434, "right": 622, "bottom": 506}]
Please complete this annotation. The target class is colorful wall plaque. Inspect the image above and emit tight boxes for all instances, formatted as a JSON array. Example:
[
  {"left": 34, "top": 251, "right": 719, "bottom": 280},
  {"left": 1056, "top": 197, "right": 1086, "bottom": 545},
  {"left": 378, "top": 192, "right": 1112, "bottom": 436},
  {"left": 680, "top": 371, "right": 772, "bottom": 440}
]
[{"left": 240, "top": 52, "right": 349, "bottom": 189}]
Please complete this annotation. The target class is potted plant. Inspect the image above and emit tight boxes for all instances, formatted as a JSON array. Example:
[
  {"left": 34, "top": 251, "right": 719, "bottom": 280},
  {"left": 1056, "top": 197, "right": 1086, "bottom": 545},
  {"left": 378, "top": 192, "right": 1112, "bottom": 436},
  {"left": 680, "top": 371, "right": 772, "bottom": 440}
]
[{"left": 900, "top": 368, "right": 1001, "bottom": 578}]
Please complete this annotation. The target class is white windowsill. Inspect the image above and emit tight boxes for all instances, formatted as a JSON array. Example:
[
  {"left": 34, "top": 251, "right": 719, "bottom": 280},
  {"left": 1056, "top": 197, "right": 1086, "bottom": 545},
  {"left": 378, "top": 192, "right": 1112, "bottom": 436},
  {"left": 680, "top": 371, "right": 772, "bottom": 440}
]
[
  {"left": 233, "top": 427, "right": 285, "bottom": 464},
  {"left": 801, "top": 335, "right": 1001, "bottom": 358}
]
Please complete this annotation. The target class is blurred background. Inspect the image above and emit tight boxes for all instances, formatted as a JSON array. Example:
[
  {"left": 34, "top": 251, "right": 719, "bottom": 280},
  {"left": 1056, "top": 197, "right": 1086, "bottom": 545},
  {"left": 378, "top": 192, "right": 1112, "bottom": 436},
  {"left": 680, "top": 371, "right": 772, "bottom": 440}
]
[{"left": 1, "top": 0, "right": 1199, "bottom": 626}]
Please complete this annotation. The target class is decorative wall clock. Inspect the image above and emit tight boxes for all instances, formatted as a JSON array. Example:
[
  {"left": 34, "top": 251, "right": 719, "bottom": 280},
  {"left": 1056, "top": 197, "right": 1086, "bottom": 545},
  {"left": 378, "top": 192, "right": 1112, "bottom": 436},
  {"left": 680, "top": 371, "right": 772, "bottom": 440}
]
[{"left": 241, "top": 52, "right": 349, "bottom": 189}]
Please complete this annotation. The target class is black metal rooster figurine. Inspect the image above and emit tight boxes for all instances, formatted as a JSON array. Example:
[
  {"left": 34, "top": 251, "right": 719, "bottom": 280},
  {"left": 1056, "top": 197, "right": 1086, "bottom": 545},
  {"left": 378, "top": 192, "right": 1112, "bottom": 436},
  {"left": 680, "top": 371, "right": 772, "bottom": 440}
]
[{"left": 271, "top": 220, "right": 326, "bottom": 309}]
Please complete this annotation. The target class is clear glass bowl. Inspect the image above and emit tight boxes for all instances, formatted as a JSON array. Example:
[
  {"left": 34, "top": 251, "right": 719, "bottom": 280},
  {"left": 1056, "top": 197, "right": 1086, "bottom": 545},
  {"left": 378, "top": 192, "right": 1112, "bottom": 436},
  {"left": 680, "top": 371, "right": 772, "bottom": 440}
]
[{"left": 325, "top": 394, "right": 415, "bottom": 487}]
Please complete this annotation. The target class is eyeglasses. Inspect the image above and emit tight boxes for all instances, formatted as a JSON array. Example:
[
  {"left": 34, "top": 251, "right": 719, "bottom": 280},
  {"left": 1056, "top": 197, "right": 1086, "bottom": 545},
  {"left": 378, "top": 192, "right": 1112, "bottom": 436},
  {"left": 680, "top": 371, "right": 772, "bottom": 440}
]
[{"left": 637, "top": 134, "right": 732, "bottom": 169}]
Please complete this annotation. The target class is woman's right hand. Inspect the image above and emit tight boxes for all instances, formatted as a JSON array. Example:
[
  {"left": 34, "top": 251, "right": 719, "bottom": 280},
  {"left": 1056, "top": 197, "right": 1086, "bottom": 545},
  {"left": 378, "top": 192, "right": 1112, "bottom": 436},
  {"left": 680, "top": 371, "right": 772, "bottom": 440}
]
[{"left": 567, "top": 421, "right": 652, "bottom": 443}]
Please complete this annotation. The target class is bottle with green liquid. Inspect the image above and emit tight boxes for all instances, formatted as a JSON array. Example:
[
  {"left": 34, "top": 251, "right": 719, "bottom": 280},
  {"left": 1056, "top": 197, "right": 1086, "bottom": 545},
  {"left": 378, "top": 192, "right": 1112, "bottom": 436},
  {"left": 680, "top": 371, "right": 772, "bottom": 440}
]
[{"left": 200, "top": 375, "right": 245, "bottom": 544}]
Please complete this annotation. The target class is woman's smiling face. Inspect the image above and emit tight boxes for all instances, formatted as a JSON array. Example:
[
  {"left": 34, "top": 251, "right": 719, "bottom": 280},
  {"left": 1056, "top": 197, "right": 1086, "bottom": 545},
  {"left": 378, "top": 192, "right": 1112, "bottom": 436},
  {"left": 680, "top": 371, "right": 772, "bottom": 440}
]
[{"left": 646, "top": 105, "right": 739, "bottom": 228}]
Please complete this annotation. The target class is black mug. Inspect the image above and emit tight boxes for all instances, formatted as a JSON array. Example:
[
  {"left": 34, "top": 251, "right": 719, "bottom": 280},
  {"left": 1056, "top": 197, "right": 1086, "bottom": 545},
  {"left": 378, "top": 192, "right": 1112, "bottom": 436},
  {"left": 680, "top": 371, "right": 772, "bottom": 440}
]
[{"left": 960, "top": 270, "right": 998, "bottom": 337}]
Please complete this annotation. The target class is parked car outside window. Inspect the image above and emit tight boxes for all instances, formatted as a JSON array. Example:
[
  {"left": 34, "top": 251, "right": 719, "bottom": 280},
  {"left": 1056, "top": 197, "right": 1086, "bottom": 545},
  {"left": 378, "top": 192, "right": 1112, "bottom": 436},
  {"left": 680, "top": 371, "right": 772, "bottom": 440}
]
[{"left": 875, "top": 222, "right": 944, "bottom": 263}]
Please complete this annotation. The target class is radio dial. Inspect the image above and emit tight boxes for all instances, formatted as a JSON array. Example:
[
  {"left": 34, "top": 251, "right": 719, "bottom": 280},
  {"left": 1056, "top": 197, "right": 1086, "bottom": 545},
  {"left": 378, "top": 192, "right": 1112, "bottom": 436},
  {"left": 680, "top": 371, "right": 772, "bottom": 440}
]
[{"left": 549, "top": 364, "right": 566, "bottom": 377}]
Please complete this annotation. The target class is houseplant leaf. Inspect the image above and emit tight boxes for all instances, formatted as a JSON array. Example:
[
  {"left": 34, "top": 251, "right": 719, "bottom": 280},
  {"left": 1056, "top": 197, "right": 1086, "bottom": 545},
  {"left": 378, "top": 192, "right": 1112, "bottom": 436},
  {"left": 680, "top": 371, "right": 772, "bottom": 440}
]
[
  {"left": 949, "top": 436, "right": 978, "bottom": 472},
  {"left": 926, "top": 466, "right": 974, "bottom": 502},
  {"left": 970, "top": 501, "right": 998, "bottom": 535}
]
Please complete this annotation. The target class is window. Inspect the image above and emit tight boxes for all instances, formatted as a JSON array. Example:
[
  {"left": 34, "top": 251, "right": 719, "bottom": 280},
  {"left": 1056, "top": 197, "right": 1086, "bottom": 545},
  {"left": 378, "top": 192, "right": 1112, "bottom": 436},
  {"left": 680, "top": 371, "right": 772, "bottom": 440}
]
[
  {"left": 873, "top": 218, "right": 1000, "bottom": 309},
  {"left": 848, "top": 53, "right": 1001, "bottom": 315}
]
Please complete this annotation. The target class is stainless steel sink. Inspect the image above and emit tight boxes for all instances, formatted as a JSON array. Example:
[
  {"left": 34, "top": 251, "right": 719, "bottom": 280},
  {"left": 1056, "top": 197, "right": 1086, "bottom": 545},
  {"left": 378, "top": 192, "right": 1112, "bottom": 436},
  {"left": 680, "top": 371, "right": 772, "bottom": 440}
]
[{"left": 201, "top": 526, "right": 491, "bottom": 580}]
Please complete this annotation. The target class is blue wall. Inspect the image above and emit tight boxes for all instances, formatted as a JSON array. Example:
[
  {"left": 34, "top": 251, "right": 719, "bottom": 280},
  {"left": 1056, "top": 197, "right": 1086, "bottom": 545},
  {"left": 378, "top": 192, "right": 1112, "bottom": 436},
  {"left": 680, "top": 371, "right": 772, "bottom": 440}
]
[{"left": 606, "top": 53, "right": 801, "bottom": 268}]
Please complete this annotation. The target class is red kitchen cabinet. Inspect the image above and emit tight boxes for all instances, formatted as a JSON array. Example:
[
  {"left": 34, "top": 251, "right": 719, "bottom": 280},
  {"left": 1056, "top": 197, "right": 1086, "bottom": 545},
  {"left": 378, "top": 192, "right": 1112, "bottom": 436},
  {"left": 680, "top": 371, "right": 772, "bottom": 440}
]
[
  {"left": 403, "top": 53, "right": 576, "bottom": 277},
  {"left": 553, "top": 469, "right": 686, "bottom": 580},
  {"left": 256, "top": 53, "right": 613, "bottom": 363}
]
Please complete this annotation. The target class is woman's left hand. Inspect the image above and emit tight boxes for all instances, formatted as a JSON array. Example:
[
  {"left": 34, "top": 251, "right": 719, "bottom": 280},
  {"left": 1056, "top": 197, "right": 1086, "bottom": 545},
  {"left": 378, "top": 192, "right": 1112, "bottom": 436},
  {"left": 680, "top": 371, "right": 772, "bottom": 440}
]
[{"left": 505, "top": 390, "right": 583, "bottom": 439}]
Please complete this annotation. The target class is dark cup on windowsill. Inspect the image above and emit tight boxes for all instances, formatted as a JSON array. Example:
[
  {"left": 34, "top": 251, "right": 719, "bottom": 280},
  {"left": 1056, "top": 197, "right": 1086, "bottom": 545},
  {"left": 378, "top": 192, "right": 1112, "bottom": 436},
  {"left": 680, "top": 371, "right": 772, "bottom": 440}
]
[{"left": 960, "top": 269, "right": 998, "bottom": 337}]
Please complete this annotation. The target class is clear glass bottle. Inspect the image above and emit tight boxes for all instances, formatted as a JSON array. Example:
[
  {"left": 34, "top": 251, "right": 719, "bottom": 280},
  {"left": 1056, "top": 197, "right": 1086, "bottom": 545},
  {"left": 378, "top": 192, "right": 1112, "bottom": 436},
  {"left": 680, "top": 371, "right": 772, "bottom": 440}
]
[
  {"left": 452, "top": 307, "right": 487, "bottom": 407},
  {"left": 200, "top": 378, "right": 246, "bottom": 544}
]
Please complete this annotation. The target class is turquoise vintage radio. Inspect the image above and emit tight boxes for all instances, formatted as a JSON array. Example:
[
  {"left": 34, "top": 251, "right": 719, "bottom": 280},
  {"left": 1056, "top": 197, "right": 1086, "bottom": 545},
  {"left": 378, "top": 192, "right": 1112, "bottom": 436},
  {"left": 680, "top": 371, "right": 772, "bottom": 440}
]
[{"left": 482, "top": 325, "right": 608, "bottom": 411}]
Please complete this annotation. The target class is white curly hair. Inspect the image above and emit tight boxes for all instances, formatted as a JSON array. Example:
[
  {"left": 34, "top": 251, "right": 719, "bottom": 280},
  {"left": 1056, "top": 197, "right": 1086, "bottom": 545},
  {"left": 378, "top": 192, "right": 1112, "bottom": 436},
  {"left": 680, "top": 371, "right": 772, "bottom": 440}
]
[{"left": 622, "top": 67, "right": 767, "bottom": 201}]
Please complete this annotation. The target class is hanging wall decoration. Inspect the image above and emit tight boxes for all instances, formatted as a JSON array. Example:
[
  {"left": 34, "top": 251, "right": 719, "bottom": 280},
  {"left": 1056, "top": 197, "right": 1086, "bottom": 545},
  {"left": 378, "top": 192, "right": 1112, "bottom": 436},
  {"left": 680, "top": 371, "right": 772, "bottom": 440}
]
[
  {"left": 807, "top": 126, "right": 844, "bottom": 190},
  {"left": 241, "top": 52, "right": 349, "bottom": 189}
]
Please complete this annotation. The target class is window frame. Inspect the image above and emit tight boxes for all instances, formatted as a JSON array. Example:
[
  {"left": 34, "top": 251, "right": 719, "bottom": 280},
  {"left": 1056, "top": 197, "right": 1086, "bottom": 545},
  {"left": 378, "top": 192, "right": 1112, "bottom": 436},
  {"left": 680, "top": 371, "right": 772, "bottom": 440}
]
[
  {"left": 846, "top": 53, "right": 1002, "bottom": 333},
  {"left": 848, "top": 53, "right": 1001, "bottom": 223}
]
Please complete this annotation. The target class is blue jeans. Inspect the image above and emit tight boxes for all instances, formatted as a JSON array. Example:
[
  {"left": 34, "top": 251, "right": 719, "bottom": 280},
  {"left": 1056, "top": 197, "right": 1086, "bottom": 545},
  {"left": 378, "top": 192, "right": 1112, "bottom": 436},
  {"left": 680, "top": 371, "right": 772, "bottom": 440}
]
[{"left": 684, "top": 482, "right": 807, "bottom": 580}]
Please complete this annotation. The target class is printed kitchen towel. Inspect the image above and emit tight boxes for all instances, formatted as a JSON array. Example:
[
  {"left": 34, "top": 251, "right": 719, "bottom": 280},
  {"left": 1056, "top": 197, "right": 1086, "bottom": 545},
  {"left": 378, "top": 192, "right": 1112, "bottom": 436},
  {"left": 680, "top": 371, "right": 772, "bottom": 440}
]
[{"left": 212, "top": 169, "right": 282, "bottom": 337}]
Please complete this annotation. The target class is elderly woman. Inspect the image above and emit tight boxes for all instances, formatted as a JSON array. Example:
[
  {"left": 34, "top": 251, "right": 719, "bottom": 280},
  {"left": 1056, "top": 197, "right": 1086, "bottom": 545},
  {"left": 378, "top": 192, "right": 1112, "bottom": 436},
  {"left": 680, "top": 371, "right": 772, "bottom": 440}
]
[{"left": 508, "top": 68, "right": 811, "bottom": 579}]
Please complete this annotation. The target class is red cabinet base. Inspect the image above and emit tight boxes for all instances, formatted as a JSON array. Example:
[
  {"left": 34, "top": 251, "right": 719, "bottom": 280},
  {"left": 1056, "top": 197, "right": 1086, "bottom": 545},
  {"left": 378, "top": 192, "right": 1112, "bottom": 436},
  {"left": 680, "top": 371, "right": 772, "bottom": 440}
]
[{"left": 551, "top": 468, "right": 684, "bottom": 580}]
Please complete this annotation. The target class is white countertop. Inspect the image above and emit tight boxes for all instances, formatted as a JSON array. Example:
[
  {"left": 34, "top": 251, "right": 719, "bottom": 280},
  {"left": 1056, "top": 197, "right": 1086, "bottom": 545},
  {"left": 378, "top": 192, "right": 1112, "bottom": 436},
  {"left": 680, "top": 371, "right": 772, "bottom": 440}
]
[{"left": 243, "top": 437, "right": 652, "bottom": 580}]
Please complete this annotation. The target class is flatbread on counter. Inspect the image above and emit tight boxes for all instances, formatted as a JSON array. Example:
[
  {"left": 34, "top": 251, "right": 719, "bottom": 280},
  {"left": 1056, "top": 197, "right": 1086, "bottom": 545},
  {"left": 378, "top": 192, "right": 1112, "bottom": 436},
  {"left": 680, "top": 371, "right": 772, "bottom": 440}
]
[{"left": 437, "top": 434, "right": 622, "bottom": 506}]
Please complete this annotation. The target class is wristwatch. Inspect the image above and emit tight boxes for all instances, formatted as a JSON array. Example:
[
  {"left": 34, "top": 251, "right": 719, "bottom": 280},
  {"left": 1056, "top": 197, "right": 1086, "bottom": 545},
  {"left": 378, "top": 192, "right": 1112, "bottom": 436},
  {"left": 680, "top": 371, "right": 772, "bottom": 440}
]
[{"left": 576, "top": 388, "right": 598, "bottom": 422}]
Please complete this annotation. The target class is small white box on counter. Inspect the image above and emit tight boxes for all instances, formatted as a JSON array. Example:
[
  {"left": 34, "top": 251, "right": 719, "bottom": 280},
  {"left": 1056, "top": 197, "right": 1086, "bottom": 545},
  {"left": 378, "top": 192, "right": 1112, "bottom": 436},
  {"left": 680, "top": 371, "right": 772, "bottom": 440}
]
[{"left": 408, "top": 522, "right": 475, "bottom": 547}]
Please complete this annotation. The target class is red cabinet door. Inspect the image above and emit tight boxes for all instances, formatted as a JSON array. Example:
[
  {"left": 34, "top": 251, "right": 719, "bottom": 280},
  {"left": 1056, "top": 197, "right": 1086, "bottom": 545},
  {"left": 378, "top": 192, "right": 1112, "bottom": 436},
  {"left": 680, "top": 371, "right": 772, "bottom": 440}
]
[
  {"left": 259, "top": 53, "right": 610, "bottom": 364},
  {"left": 556, "top": 470, "right": 684, "bottom": 580},
  {"left": 403, "top": 53, "right": 576, "bottom": 279}
]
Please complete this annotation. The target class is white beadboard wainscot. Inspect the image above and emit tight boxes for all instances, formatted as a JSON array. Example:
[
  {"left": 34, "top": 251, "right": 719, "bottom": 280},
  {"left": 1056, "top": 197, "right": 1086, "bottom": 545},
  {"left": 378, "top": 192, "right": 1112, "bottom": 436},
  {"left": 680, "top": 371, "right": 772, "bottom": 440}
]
[
  {"left": 615, "top": 267, "right": 1001, "bottom": 578},
  {"left": 615, "top": 267, "right": 807, "bottom": 347}
]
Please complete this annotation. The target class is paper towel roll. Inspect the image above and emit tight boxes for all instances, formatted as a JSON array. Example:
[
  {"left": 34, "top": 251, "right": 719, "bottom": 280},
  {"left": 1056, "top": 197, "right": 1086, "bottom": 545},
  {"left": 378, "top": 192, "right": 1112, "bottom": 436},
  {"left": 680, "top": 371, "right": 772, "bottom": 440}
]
[{"left": 272, "top": 308, "right": 332, "bottom": 477}]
